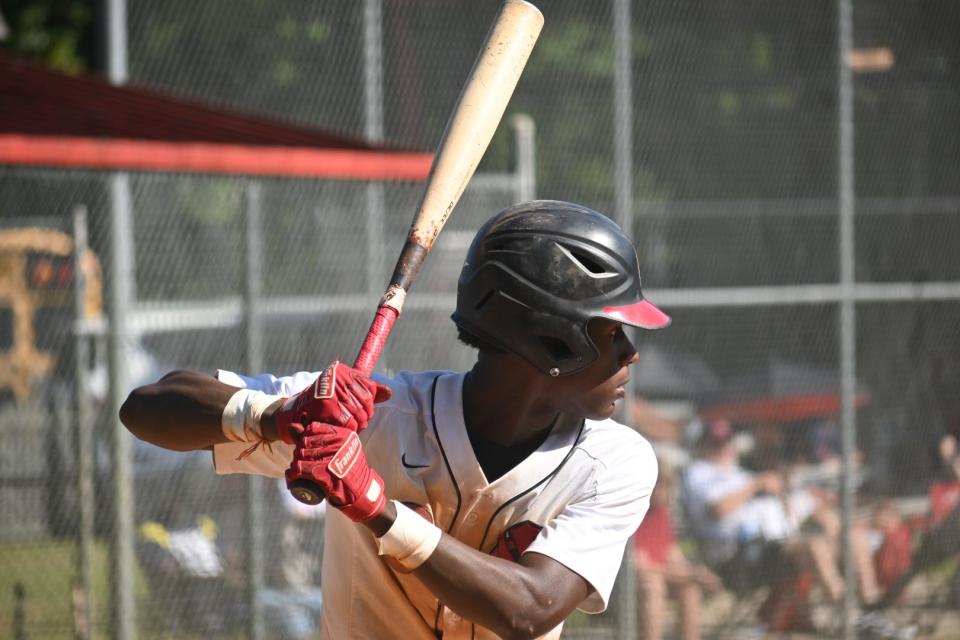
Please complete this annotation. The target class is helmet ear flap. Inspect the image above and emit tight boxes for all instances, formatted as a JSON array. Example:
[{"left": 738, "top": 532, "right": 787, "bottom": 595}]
[
  {"left": 538, "top": 335, "right": 576, "bottom": 362},
  {"left": 452, "top": 281, "right": 598, "bottom": 376}
]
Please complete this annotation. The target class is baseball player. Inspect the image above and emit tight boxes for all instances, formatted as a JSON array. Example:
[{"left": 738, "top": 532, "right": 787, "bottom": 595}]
[{"left": 122, "top": 200, "right": 669, "bottom": 639}]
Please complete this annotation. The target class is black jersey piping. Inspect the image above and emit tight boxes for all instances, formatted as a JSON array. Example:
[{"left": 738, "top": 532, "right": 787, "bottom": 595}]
[
  {"left": 476, "top": 418, "right": 585, "bottom": 552},
  {"left": 469, "top": 418, "right": 586, "bottom": 639},
  {"left": 431, "top": 372, "right": 463, "bottom": 637}
]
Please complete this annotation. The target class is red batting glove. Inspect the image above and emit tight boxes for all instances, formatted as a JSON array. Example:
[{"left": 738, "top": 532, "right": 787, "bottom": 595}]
[
  {"left": 273, "top": 360, "right": 392, "bottom": 444},
  {"left": 286, "top": 422, "right": 387, "bottom": 522}
]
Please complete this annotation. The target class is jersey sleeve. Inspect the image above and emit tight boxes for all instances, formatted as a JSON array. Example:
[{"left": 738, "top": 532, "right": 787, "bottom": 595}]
[
  {"left": 210, "top": 369, "right": 319, "bottom": 478},
  {"left": 523, "top": 435, "right": 658, "bottom": 613}
]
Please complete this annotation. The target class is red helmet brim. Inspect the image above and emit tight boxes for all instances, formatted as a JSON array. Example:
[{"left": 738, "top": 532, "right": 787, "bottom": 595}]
[{"left": 602, "top": 298, "right": 671, "bottom": 330}]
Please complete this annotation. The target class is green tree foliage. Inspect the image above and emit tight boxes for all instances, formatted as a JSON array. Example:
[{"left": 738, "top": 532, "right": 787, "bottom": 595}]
[{"left": 0, "top": 0, "right": 95, "bottom": 73}]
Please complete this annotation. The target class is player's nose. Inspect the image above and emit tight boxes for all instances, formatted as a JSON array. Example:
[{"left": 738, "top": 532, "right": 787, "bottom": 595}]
[{"left": 620, "top": 340, "right": 639, "bottom": 367}]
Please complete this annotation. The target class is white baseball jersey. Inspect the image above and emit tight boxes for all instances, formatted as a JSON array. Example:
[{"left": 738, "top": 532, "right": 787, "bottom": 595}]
[{"left": 214, "top": 369, "right": 657, "bottom": 639}]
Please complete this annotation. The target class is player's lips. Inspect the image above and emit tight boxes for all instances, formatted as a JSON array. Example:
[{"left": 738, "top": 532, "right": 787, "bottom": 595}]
[{"left": 613, "top": 378, "right": 629, "bottom": 398}]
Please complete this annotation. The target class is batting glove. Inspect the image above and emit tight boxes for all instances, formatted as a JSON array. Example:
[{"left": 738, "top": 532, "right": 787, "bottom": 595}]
[
  {"left": 286, "top": 422, "right": 387, "bottom": 522},
  {"left": 273, "top": 361, "right": 392, "bottom": 444}
]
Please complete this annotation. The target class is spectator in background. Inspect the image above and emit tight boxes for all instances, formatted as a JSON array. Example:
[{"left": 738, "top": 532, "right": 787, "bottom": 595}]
[
  {"left": 930, "top": 449, "right": 960, "bottom": 526},
  {"left": 260, "top": 479, "right": 325, "bottom": 640},
  {"left": 137, "top": 514, "right": 246, "bottom": 634},
  {"left": 871, "top": 500, "right": 912, "bottom": 596},
  {"left": 681, "top": 419, "right": 881, "bottom": 607},
  {"left": 630, "top": 395, "right": 697, "bottom": 470},
  {"left": 870, "top": 447, "right": 960, "bottom": 614},
  {"left": 634, "top": 457, "right": 721, "bottom": 640}
]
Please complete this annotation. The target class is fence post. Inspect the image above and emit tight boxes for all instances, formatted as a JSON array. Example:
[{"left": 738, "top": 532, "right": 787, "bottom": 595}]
[
  {"left": 511, "top": 114, "right": 537, "bottom": 202},
  {"left": 73, "top": 206, "right": 95, "bottom": 640},
  {"left": 613, "top": 0, "right": 639, "bottom": 638},
  {"left": 107, "top": 169, "right": 137, "bottom": 640},
  {"left": 102, "top": 0, "right": 137, "bottom": 636},
  {"left": 837, "top": 0, "right": 858, "bottom": 638},
  {"left": 244, "top": 181, "right": 267, "bottom": 640}
]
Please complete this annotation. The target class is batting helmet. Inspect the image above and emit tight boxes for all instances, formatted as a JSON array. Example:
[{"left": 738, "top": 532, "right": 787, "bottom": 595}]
[{"left": 452, "top": 200, "right": 670, "bottom": 376}]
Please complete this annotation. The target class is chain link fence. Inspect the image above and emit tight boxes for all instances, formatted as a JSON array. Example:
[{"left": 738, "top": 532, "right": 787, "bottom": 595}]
[{"left": 2, "top": 0, "right": 960, "bottom": 638}]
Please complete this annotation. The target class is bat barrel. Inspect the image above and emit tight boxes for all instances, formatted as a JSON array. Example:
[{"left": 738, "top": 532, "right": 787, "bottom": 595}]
[{"left": 286, "top": 0, "right": 543, "bottom": 511}]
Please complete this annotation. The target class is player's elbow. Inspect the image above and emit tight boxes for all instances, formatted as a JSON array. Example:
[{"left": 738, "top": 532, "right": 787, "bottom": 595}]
[
  {"left": 120, "top": 384, "right": 165, "bottom": 446},
  {"left": 496, "top": 610, "right": 560, "bottom": 640},
  {"left": 493, "top": 590, "right": 569, "bottom": 640},
  {"left": 497, "top": 623, "right": 541, "bottom": 640},
  {"left": 119, "top": 385, "right": 149, "bottom": 435},
  {"left": 119, "top": 371, "right": 192, "bottom": 450}
]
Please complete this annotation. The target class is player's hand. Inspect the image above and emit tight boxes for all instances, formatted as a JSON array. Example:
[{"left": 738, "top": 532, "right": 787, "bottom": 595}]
[
  {"left": 286, "top": 422, "right": 387, "bottom": 522},
  {"left": 755, "top": 471, "right": 785, "bottom": 496},
  {"left": 694, "top": 565, "right": 723, "bottom": 592},
  {"left": 272, "top": 361, "right": 392, "bottom": 443}
]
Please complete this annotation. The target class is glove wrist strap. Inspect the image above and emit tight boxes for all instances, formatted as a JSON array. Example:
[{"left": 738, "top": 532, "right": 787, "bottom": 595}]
[
  {"left": 376, "top": 501, "right": 442, "bottom": 570},
  {"left": 222, "top": 388, "right": 284, "bottom": 443}
]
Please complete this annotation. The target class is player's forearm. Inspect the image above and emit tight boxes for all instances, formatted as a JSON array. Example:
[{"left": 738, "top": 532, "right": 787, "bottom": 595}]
[
  {"left": 709, "top": 480, "right": 758, "bottom": 520},
  {"left": 413, "top": 539, "right": 576, "bottom": 639},
  {"left": 364, "top": 502, "right": 585, "bottom": 638},
  {"left": 120, "top": 370, "right": 238, "bottom": 451}
]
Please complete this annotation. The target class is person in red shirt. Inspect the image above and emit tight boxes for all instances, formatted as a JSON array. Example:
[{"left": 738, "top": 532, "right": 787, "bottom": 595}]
[
  {"left": 634, "top": 459, "right": 721, "bottom": 640},
  {"left": 870, "top": 447, "right": 960, "bottom": 611},
  {"left": 930, "top": 448, "right": 960, "bottom": 525}
]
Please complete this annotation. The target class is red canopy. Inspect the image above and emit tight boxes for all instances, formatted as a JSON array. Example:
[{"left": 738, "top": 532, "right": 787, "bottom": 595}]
[
  {"left": 0, "top": 55, "right": 432, "bottom": 181},
  {"left": 700, "top": 391, "right": 870, "bottom": 425},
  {"left": 699, "top": 361, "right": 871, "bottom": 425}
]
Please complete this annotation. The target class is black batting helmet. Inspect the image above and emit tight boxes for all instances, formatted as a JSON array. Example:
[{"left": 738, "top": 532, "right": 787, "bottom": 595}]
[{"left": 452, "top": 200, "right": 670, "bottom": 376}]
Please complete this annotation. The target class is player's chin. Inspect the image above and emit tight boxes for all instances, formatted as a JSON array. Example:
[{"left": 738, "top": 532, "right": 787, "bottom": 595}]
[{"left": 583, "top": 395, "right": 622, "bottom": 421}]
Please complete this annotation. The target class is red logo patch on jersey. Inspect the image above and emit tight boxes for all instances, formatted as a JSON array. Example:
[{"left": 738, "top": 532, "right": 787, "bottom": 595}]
[
  {"left": 490, "top": 521, "right": 543, "bottom": 563},
  {"left": 329, "top": 431, "right": 361, "bottom": 478},
  {"left": 314, "top": 361, "right": 338, "bottom": 399}
]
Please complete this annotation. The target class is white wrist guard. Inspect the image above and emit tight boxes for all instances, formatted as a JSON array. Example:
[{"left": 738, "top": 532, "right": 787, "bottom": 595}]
[
  {"left": 377, "top": 501, "right": 442, "bottom": 571},
  {"left": 221, "top": 388, "right": 284, "bottom": 443}
]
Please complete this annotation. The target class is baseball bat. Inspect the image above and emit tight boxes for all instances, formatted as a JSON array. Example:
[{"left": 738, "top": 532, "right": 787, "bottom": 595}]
[{"left": 289, "top": 0, "right": 544, "bottom": 505}]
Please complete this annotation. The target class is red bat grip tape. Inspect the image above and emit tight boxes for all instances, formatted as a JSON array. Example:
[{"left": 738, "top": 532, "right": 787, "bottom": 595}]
[{"left": 354, "top": 304, "right": 400, "bottom": 376}]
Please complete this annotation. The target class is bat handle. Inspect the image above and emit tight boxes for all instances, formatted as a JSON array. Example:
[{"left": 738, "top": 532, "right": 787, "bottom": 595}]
[
  {"left": 353, "top": 303, "right": 401, "bottom": 375},
  {"left": 288, "top": 480, "right": 326, "bottom": 506},
  {"left": 288, "top": 303, "right": 401, "bottom": 506}
]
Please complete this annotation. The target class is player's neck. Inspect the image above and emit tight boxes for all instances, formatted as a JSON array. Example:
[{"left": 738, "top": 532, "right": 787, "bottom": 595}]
[{"left": 462, "top": 356, "right": 558, "bottom": 446}]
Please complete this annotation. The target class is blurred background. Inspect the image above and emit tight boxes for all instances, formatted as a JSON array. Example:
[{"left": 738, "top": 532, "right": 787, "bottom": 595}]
[{"left": 1, "top": 0, "right": 959, "bottom": 638}]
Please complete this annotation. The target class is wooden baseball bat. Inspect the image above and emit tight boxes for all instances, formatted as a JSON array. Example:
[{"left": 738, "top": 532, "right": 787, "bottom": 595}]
[{"left": 289, "top": 0, "right": 544, "bottom": 505}]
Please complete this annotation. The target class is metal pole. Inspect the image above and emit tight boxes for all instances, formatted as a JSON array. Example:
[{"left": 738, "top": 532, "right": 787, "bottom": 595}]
[
  {"left": 103, "top": 0, "right": 136, "bottom": 636},
  {"left": 613, "top": 0, "right": 634, "bottom": 232},
  {"left": 837, "top": 0, "right": 857, "bottom": 637},
  {"left": 363, "top": 0, "right": 384, "bottom": 145},
  {"left": 612, "top": 1, "right": 639, "bottom": 638},
  {"left": 73, "top": 206, "right": 95, "bottom": 640},
  {"left": 244, "top": 182, "right": 266, "bottom": 640},
  {"left": 364, "top": 0, "right": 387, "bottom": 354},
  {"left": 510, "top": 114, "right": 537, "bottom": 202},
  {"left": 104, "top": 0, "right": 127, "bottom": 83},
  {"left": 107, "top": 173, "right": 136, "bottom": 640}
]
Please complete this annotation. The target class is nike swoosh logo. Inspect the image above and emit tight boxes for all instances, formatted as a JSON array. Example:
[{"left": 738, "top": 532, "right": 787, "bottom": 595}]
[{"left": 401, "top": 453, "right": 429, "bottom": 469}]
